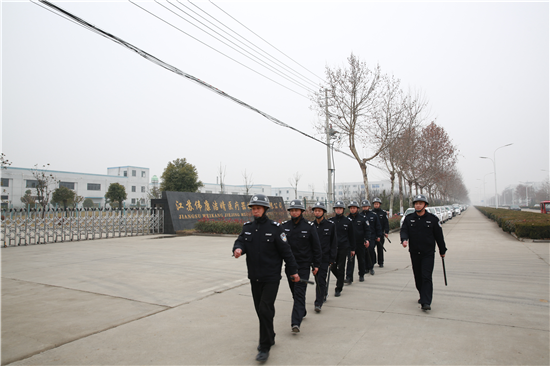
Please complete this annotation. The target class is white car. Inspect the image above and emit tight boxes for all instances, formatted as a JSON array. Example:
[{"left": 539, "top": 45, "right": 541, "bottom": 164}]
[
  {"left": 400, "top": 208, "right": 415, "bottom": 228},
  {"left": 434, "top": 207, "right": 447, "bottom": 222}
]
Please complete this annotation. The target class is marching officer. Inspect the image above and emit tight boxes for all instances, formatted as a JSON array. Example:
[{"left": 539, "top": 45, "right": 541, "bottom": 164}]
[
  {"left": 282, "top": 199, "right": 322, "bottom": 333},
  {"left": 361, "top": 199, "right": 382, "bottom": 276},
  {"left": 312, "top": 201, "right": 337, "bottom": 312},
  {"left": 372, "top": 197, "right": 390, "bottom": 268},
  {"left": 345, "top": 201, "right": 371, "bottom": 283},
  {"left": 400, "top": 194, "right": 447, "bottom": 311},
  {"left": 330, "top": 200, "right": 355, "bottom": 297},
  {"left": 233, "top": 194, "right": 300, "bottom": 361}
]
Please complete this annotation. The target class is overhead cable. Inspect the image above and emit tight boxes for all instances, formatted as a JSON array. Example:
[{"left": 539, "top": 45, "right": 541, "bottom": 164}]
[
  {"left": 128, "top": 0, "right": 309, "bottom": 99},
  {"left": 209, "top": 1, "right": 324, "bottom": 83},
  {"left": 185, "top": 0, "right": 320, "bottom": 90},
  {"left": 34, "top": 0, "right": 355, "bottom": 160},
  {"left": 156, "top": 0, "right": 317, "bottom": 94}
]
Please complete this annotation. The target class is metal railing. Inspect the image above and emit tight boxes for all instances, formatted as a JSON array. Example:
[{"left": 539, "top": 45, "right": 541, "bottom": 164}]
[{"left": 1, "top": 207, "right": 164, "bottom": 247}]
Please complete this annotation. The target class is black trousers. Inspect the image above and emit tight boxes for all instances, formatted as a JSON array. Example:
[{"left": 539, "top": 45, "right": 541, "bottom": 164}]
[
  {"left": 286, "top": 267, "right": 310, "bottom": 327},
  {"left": 410, "top": 251, "right": 435, "bottom": 305},
  {"left": 314, "top": 262, "right": 330, "bottom": 307},
  {"left": 250, "top": 281, "right": 280, "bottom": 352},
  {"left": 346, "top": 243, "right": 366, "bottom": 279},
  {"left": 331, "top": 246, "right": 347, "bottom": 292},
  {"left": 373, "top": 237, "right": 385, "bottom": 265}
]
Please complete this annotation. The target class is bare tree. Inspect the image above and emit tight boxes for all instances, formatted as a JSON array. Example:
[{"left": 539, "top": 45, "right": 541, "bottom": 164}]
[
  {"left": 313, "top": 54, "right": 410, "bottom": 199},
  {"left": 218, "top": 163, "right": 226, "bottom": 194},
  {"left": 1, "top": 153, "right": 12, "bottom": 169},
  {"left": 341, "top": 184, "right": 351, "bottom": 201},
  {"left": 242, "top": 169, "right": 254, "bottom": 195},
  {"left": 309, "top": 184, "right": 315, "bottom": 202},
  {"left": 289, "top": 172, "right": 302, "bottom": 199},
  {"left": 31, "top": 164, "right": 59, "bottom": 212}
]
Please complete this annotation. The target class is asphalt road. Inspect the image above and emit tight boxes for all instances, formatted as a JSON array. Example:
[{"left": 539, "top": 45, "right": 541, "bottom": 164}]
[{"left": 2, "top": 208, "right": 549, "bottom": 365}]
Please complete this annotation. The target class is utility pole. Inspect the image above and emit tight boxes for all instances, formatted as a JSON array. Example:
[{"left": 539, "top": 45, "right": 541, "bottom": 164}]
[{"left": 325, "top": 89, "right": 333, "bottom": 211}]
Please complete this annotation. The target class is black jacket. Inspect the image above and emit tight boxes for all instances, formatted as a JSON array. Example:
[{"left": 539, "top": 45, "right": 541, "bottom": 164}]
[
  {"left": 373, "top": 208, "right": 390, "bottom": 234},
  {"left": 282, "top": 217, "right": 322, "bottom": 268},
  {"left": 233, "top": 215, "right": 298, "bottom": 282},
  {"left": 331, "top": 214, "right": 355, "bottom": 251},
  {"left": 313, "top": 217, "right": 337, "bottom": 264},
  {"left": 348, "top": 212, "right": 371, "bottom": 244},
  {"left": 400, "top": 211, "right": 447, "bottom": 255},
  {"left": 361, "top": 210, "right": 383, "bottom": 241}
]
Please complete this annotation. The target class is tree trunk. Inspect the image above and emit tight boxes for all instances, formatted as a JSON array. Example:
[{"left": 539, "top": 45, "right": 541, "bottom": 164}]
[
  {"left": 408, "top": 180, "right": 414, "bottom": 207},
  {"left": 360, "top": 160, "right": 370, "bottom": 200},
  {"left": 388, "top": 170, "right": 395, "bottom": 216},
  {"left": 397, "top": 173, "right": 405, "bottom": 214}
]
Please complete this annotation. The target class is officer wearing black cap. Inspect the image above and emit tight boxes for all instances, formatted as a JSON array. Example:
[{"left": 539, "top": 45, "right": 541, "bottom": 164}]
[
  {"left": 372, "top": 197, "right": 390, "bottom": 268},
  {"left": 330, "top": 200, "right": 355, "bottom": 297},
  {"left": 361, "top": 199, "right": 383, "bottom": 275},
  {"left": 233, "top": 194, "right": 300, "bottom": 361},
  {"left": 345, "top": 201, "right": 371, "bottom": 283},
  {"left": 400, "top": 194, "right": 447, "bottom": 311},
  {"left": 282, "top": 199, "right": 322, "bottom": 333},
  {"left": 311, "top": 201, "right": 337, "bottom": 312}
]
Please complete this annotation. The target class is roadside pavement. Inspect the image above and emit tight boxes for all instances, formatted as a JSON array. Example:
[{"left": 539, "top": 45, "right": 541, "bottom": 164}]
[{"left": 2, "top": 208, "right": 548, "bottom": 365}]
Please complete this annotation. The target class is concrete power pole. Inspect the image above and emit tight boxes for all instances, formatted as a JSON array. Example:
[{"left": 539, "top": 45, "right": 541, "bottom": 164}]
[{"left": 325, "top": 89, "right": 333, "bottom": 211}]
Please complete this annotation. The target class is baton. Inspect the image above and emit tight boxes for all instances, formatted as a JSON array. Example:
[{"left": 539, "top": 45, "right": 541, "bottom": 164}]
[
  {"left": 442, "top": 257, "right": 448, "bottom": 286},
  {"left": 298, "top": 279, "right": 315, "bottom": 284}
]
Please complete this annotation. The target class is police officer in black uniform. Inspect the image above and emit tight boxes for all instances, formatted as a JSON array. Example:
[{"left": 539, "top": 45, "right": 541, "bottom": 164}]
[
  {"left": 282, "top": 199, "right": 322, "bottom": 333},
  {"left": 372, "top": 197, "right": 390, "bottom": 269},
  {"left": 311, "top": 201, "right": 337, "bottom": 312},
  {"left": 400, "top": 194, "right": 447, "bottom": 311},
  {"left": 345, "top": 201, "right": 371, "bottom": 283},
  {"left": 360, "top": 199, "right": 382, "bottom": 276},
  {"left": 233, "top": 194, "right": 300, "bottom": 361},
  {"left": 330, "top": 201, "right": 355, "bottom": 297}
]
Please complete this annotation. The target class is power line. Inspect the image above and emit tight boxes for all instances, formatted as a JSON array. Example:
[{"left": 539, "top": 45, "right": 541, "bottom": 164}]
[
  {"left": 209, "top": 1, "right": 324, "bottom": 83},
  {"left": 185, "top": 0, "right": 320, "bottom": 90},
  {"left": 156, "top": 0, "right": 317, "bottom": 94},
  {"left": 34, "top": 0, "right": 355, "bottom": 160},
  {"left": 128, "top": 0, "right": 310, "bottom": 99}
]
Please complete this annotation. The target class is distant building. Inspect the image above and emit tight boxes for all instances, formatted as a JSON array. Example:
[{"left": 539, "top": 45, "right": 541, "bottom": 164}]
[{"left": 1, "top": 166, "right": 150, "bottom": 209}]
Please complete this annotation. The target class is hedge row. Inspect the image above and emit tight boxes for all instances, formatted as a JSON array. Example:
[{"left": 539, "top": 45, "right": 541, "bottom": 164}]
[
  {"left": 195, "top": 215, "right": 403, "bottom": 235},
  {"left": 389, "top": 217, "right": 401, "bottom": 231},
  {"left": 475, "top": 206, "right": 550, "bottom": 239},
  {"left": 194, "top": 217, "right": 245, "bottom": 235}
]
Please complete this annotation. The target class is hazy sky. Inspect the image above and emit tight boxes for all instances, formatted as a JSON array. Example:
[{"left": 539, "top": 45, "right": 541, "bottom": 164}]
[{"left": 2, "top": 1, "right": 549, "bottom": 203}]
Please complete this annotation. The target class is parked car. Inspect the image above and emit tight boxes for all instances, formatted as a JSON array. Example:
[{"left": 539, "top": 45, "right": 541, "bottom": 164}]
[
  {"left": 434, "top": 207, "right": 446, "bottom": 223},
  {"left": 509, "top": 204, "right": 521, "bottom": 211},
  {"left": 400, "top": 208, "right": 415, "bottom": 227}
]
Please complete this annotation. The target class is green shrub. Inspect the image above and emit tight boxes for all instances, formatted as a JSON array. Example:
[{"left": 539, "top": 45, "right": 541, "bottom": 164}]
[
  {"left": 389, "top": 217, "right": 401, "bottom": 231},
  {"left": 475, "top": 206, "right": 550, "bottom": 239},
  {"left": 195, "top": 218, "right": 245, "bottom": 235}
]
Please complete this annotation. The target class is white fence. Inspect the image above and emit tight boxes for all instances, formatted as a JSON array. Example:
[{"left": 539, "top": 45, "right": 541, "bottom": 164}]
[{"left": 1, "top": 208, "right": 164, "bottom": 247}]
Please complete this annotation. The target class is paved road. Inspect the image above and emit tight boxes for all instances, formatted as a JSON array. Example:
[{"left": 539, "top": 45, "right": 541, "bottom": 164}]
[{"left": 2, "top": 208, "right": 549, "bottom": 365}]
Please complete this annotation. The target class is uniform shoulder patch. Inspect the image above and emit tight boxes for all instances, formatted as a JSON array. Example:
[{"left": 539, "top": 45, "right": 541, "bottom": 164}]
[
  {"left": 308, "top": 221, "right": 314, "bottom": 225},
  {"left": 271, "top": 220, "right": 280, "bottom": 226},
  {"left": 243, "top": 221, "right": 252, "bottom": 225},
  {"left": 282, "top": 220, "right": 289, "bottom": 225},
  {"left": 347, "top": 217, "right": 353, "bottom": 221},
  {"left": 328, "top": 219, "right": 334, "bottom": 224}
]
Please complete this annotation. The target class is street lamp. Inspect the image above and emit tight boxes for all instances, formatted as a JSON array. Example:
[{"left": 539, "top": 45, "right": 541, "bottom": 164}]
[
  {"left": 479, "top": 172, "right": 493, "bottom": 207},
  {"left": 480, "top": 143, "right": 513, "bottom": 209}
]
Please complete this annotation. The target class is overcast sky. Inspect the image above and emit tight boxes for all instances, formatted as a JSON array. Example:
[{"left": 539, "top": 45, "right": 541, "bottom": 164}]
[{"left": 2, "top": 1, "right": 549, "bottom": 204}]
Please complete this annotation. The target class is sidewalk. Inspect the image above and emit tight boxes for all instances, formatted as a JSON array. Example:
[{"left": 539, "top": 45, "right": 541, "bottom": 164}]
[{"left": 2, "top": 208, "right": 548, "bottom": 365}]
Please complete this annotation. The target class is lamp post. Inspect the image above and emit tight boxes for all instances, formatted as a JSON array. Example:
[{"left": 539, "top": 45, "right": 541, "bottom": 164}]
[
  {"left": 480, "top": 172, "right": 493, "bottom": 207},
  {"left": 480, "top": 143, "right": 513, "bottom": 209}
]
